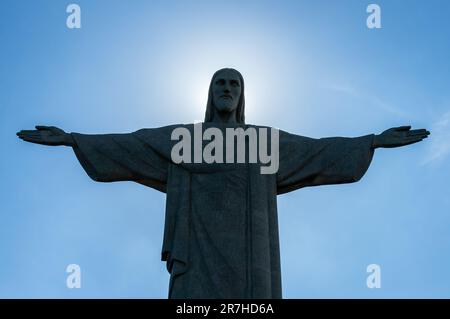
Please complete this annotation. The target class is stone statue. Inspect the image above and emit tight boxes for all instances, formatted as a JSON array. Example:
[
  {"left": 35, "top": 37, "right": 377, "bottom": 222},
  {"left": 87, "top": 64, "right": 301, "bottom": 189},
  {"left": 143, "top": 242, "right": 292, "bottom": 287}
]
[{"left": 17, "top": 68, "right": 430, "bottom": 298}]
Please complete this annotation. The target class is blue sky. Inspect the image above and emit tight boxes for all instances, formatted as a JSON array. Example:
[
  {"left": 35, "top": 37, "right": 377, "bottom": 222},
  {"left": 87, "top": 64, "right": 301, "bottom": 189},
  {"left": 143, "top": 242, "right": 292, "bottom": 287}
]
[{"left": 1, "top": 0, "right": 449, "bottom": 298}]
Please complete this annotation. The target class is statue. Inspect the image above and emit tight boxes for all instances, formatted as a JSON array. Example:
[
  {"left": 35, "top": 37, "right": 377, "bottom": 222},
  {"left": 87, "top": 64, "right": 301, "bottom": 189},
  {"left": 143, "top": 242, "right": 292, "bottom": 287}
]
[{"left": 16, "top": 68, "right": 430, "bottom": 298}]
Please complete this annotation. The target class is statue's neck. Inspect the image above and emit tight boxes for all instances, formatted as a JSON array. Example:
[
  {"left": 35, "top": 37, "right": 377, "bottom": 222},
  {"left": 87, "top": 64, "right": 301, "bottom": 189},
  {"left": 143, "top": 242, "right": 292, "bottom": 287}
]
[{"left": 211, "top": 110, "right": 238, "bottom": 124}]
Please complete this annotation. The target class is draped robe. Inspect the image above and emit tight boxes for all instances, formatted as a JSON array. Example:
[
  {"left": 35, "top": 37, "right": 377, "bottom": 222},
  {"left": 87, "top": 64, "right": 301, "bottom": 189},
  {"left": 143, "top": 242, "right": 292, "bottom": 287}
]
[{"left": 70, "top": 123, "right": 375, "bottom": 299}]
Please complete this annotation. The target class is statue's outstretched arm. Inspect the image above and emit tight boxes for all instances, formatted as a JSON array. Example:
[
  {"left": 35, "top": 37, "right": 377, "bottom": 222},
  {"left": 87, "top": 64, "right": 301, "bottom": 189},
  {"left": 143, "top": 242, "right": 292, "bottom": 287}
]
[
  {"left": 17, "top": 126, "right": 74, "bottom": 147},
  {"left": 372, "top": 126, "right": 430, "bottom": 149}
]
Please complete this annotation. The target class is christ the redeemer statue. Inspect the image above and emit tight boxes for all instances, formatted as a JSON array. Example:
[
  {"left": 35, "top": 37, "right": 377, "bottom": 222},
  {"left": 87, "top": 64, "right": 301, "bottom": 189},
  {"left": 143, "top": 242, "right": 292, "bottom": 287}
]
[{"left": 17, "top": 68, "right": 429, "bottom": 299}]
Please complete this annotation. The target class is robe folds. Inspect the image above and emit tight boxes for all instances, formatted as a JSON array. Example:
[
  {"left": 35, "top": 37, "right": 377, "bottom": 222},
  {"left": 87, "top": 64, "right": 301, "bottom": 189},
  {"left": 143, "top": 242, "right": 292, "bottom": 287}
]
[{"left": 71, "top": 123, "right": 375, "bottom": 299}]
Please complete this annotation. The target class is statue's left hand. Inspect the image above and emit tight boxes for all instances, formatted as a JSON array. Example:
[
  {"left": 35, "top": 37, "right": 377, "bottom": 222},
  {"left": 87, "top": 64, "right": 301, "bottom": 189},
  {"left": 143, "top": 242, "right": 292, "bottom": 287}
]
[{"left": 373, "top": 126, "right": 430, "bottom": 148}]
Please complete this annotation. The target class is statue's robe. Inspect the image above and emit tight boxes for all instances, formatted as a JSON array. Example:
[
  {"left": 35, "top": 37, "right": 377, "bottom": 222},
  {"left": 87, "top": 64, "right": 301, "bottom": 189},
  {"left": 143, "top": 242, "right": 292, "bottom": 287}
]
[{"left": 70, "top": 123, "right": 375, "bottom": 299}]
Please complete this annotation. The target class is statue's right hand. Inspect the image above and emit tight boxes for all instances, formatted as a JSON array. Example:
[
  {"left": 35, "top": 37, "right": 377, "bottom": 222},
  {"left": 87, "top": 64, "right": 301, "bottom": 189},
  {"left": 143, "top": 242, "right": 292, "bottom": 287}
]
[{"left": 16, "top": 126, "right": 74, "bottom": 146}]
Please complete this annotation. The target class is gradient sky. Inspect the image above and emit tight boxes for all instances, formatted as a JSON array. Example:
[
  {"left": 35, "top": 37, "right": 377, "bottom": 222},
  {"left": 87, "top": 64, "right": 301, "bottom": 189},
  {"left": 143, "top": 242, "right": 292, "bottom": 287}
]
[{"left": 1, "top": 0, "right": 449, "bottom": 298}]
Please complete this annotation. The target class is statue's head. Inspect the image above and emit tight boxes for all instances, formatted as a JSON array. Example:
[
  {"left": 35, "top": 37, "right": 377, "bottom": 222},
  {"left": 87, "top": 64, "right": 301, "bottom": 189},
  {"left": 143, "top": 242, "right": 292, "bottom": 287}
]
[{"left": 204, "top": 68, "right": 245, "bottom": 124}]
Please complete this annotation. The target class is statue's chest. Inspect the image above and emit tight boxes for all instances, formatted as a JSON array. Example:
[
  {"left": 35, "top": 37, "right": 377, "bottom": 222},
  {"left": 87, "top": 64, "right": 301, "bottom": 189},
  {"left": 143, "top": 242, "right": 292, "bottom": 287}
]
[{"left": 192, "top": 167, "right": 248, "bottom": 192}]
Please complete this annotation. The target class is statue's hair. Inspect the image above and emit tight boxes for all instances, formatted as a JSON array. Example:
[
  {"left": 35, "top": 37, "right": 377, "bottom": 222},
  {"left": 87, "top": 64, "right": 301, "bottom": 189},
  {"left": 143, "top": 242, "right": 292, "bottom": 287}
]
[{"left": 204, "top": 68, "right": 245, "bottom": 124}]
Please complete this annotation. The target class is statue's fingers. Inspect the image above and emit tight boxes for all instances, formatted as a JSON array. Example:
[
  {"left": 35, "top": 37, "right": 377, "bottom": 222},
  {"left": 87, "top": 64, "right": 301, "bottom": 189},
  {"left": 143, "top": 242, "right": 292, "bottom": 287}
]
[
  {"left": 408, "top": 129, "right": 426, "bottom": 134},
  {"left": 407, "top": 129, "right": 429, "bottom": 137},
  {"left": 403, "top": 136, "right": 425, "bottom": 144},
  {"left": 18, "top": 135, "right": 42, "bottom": 144},
  {"left": 405, "top": 134, "right": 425, "bottom": 140},
  {"left": 18, "top": 131, "right": 41, "bottom": 136},
  {"left": 21, "top": 136, "right": 45, "bottom": 144},
  {"left": 22, "top": 135, "right": 43, "bottom": 141},
  {"left": 17, "top": 133, "right": 42, "bottom": 139},
  {"left": 413, "top": 129, "right": 429, "bottom": 134},
  {"left": 17, "top": 130, "right": 39, "bottom": 135}
]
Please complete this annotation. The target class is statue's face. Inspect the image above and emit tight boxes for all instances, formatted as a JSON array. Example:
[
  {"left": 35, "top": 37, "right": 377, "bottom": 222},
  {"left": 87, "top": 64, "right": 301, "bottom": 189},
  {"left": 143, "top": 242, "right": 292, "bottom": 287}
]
[{"left": 212, "top": 70, "right": 242, "bottom": 114}]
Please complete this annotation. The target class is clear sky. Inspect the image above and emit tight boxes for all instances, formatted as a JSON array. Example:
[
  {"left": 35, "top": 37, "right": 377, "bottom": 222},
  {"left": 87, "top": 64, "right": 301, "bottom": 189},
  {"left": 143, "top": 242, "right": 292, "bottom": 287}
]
[{"left": 1, "top": 0, "right": 449, "bottom": 298}]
